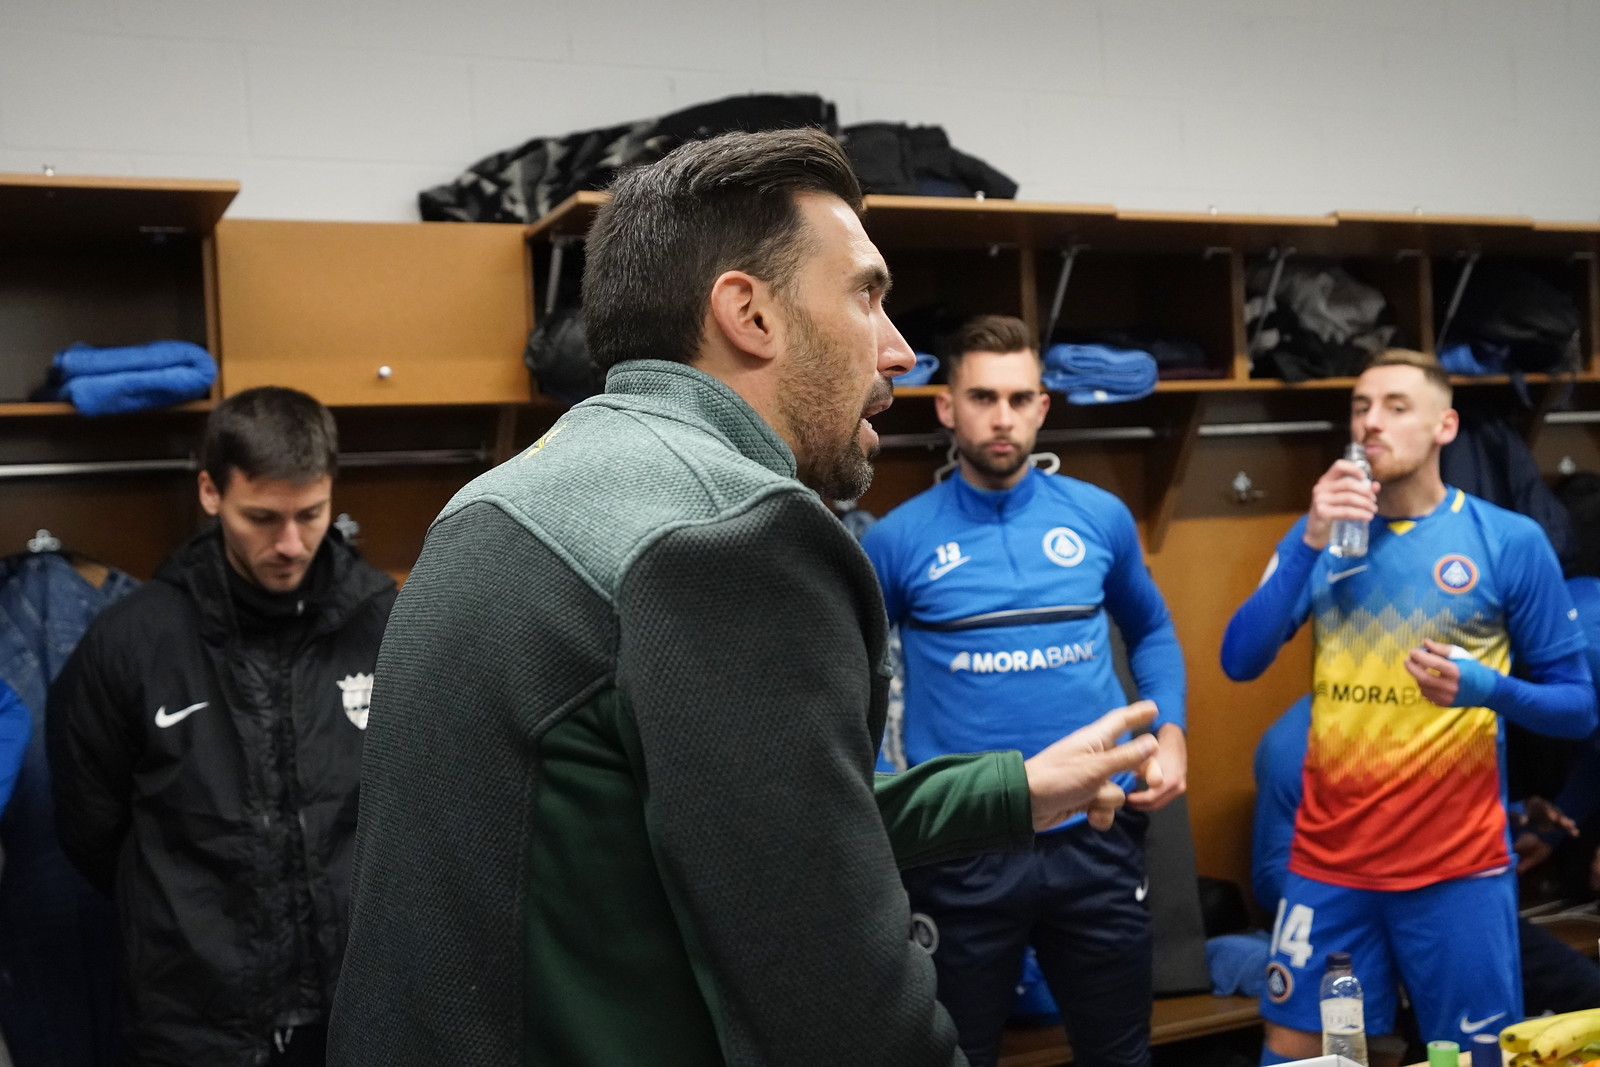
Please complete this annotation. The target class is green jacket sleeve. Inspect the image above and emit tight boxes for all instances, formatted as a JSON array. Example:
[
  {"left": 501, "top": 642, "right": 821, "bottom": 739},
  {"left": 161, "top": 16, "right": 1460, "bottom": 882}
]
[{"left": 874, "top": 751, "right": 1034, "bottom": 869}]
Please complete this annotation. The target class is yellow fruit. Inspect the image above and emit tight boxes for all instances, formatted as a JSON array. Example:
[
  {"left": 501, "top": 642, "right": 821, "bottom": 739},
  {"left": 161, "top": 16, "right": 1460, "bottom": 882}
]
[
  {"left": 1530, "top": 1008, "right": 1600, "bottom": 1061},
  {"left": 1503, "top": 1014, "right": 1558, "bottom": 1053}
]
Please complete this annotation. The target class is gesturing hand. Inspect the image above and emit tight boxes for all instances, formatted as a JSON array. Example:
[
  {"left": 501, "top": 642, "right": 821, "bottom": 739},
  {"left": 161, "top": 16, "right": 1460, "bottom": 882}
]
[
  {"left": 1024, "top": 701, "right": 1163, "bottom": 831},
  {"left": 1127, "top": 722, "right": 1187, "bottom": 812}
]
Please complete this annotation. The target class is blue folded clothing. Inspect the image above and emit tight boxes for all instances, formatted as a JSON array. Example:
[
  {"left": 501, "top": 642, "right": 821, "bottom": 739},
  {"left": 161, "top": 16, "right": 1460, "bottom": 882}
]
[
  {"left": 1438, "top": 341, "right": 1511, "bottom": 376},
  {"left": 895, "top": 352, "right": 940, "bottom": 388},
  {"left": 41, "top": 341, "right": 216, "bottom": 416},
  {"left": 1041, "top": 343, "right": 1158, "bottom": 404},
  {"left": 1205, "top": 930, "right": 1271, "bottom": 997}
]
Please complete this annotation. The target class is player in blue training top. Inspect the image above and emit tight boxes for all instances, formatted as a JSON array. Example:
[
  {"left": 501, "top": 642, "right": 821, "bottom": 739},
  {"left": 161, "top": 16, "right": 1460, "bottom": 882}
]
[
  {"left": 1221, "top": 349, "right": 1597, "bottom": 1066},
  {"left": 863, "top": 315, "right": 1187, "bottom": 1067}
]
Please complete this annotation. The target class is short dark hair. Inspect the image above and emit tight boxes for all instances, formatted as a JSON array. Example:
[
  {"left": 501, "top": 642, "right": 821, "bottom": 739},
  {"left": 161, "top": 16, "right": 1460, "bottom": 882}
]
[
  {"left": 202, "top": 386, "right": 338, "bottom": 493},
  {"left": 947, "top": 314, "right": 1040, "bottom": 383},
  {"left": 1364, "top": 348, "right": 1453, "bottom": 403},
  {"left": 582, "top": 127, "right": 863, "bottom": 372}
]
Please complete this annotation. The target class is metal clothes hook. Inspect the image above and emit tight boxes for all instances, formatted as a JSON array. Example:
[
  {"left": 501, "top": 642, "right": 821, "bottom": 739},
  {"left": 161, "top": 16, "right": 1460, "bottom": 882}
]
[{"left": 1231, "top": 472, "right": 1265, "bottom": 504}]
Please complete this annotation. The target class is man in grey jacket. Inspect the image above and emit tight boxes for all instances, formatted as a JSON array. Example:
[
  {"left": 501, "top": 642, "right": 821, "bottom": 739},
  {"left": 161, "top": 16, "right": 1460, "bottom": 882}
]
[{"left": 330, "top": 127, "right": 1161, "bottom": 1066}]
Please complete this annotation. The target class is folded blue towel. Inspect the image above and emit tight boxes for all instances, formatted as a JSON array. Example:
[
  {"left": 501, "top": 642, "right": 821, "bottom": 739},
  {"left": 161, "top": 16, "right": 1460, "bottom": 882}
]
[
  {"left": 1438, "top": 341, "right": 1510, "bottom": 376},
  {"left": 1042, "top": 343, "right": 1158, "bottom": 404},
  {"left": 44, "top": 341, "right": 216, "bottom": 416},
  {"left": 1205, "top": 931, "right": 1271, "bottom": 997},
  {"left": 895, "top": 352, "right": 940, "bottom": 389}
]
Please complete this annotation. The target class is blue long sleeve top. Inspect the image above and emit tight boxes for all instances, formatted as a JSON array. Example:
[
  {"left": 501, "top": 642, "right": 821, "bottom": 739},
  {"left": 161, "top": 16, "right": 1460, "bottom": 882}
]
[{"left": 863, "top": 467, "right": 1185, "bottom": 818}]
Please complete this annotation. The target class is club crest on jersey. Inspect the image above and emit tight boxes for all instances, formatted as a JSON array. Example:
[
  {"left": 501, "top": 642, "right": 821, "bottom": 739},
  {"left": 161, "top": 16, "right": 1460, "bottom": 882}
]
[
  {"left": 337, "top": 673, "right": 374, "bottom": 730},
  {"left": 1433, "top": 554, "right": 1479, "bottom": 594},
  {"left": 1042, "top": 526, "right": 1086, "bottom": 568},
  {"left": 1265, "top": 962, "right": 1293, "bottom": 1003}
]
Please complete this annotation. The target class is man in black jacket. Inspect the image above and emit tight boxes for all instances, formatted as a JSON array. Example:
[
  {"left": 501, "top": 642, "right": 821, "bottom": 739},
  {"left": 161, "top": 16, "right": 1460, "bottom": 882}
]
[{"left": 47, "top": 387, "right": 395, "bottom": 1067}]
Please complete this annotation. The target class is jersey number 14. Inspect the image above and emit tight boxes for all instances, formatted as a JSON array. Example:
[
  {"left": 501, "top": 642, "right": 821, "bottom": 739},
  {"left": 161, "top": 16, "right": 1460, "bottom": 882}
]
[{"left": 1269, "top": 899, "right": 1315, "bottom": 969}]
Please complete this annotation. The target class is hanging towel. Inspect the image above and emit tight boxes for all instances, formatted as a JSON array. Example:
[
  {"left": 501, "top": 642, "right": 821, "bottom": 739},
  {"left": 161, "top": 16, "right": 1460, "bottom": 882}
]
[
  {"left": 38, "top": 341, "right": 216, "bottom": 416},
  {"left": 1042, "top": 342, "right": 1157, "bottom": 404}
]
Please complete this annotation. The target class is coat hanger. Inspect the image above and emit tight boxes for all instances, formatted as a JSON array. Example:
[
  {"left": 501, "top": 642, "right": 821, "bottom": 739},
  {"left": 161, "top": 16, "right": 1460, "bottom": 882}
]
[
  {"left": 24, "top": 529, "right": 112, "bottom": 589},
  {"left": 26, "top": 529, "right": 61, "bottom": 553}
]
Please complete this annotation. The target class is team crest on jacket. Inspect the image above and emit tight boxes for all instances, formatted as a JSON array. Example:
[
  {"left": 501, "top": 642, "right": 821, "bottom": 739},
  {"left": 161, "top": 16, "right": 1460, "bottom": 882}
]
[
  {"left": 338, "top": 673, "right": 374, "bottom": 730},
  {"left": 1433, "top": 554, "right": 1479, "bottom": 594},
  {"left": 1042, "top": 527, "right": 1086, "bottom": 567}
]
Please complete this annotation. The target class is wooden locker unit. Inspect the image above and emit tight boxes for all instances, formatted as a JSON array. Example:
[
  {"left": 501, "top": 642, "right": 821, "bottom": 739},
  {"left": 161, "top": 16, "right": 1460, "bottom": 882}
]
[
  {"left": 0, "top": 172, "right": 236, "bottom": 412},
  {"left": 215, "top": 219, "right": 534, "bottom": 406},
  {"left": 0, "top": 174, "right": 236, "bottom": 577}
]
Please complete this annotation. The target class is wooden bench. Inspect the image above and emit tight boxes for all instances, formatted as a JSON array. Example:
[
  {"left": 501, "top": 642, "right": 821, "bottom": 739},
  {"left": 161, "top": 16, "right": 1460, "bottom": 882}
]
[{"left": 998, "top": 994, "right": 1261, "bottom": 1066}]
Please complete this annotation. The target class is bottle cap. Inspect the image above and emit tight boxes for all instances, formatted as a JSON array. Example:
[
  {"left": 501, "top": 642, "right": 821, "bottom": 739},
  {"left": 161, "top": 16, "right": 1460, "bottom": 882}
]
[
  {"left": 1326, "top": 950, "right": 1352, "bottom": 970},
  {"left": 1469, "top": 1032, "right": 1499, "bottom": 1067},
  {"left": 1427, "top": 1039, "right": 1459, "bottom": 1067}
]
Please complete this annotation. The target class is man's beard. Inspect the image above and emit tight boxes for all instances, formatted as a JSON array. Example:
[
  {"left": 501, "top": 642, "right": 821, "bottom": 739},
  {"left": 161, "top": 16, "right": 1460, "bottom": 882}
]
[
  {"left": 777, "top": 305, "right": 882, "bottom": 502},
  {"left": 957, "top": 434, "right": 1032, "bottom": 481}
]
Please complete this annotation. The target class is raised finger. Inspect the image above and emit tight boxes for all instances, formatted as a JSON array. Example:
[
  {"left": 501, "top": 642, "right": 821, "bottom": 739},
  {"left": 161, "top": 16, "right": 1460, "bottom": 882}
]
[{"left": 1067, "top": 701, "right": 1157, "bottom": 751}]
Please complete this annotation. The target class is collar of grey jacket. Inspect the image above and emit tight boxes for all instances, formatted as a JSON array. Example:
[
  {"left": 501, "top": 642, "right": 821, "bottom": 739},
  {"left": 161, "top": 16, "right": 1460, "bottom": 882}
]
[{"left": 600, "top": 359, "right": 797, "bottom": 480}]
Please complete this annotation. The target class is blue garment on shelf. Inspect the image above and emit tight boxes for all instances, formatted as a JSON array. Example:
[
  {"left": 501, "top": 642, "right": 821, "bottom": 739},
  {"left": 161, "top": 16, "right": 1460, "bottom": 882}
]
[
  {"left": 1438, "top": 341, "right": 1512, "bottom": 376},
  {"left": 1041, "top": 343, "right": 1157, "bottom": 404},
  {"left": 894, "top": 352, "right": 940, "bottom": 388},
  {"left": 43, "top": 341, "right": 216, "bottom": 416},
  {"left": 1205, "top": 931, "right": 1271, "bottom": 996}
]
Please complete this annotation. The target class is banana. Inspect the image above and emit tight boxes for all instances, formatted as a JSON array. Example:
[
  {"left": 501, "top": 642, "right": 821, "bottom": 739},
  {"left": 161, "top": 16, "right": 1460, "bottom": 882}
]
[
  {"left": 1530, "top": 1008, "right": 1600, "bottom": 1061},
  {"left": 1503, "top": 1014, "right": 1559, "bottom": 1053}
]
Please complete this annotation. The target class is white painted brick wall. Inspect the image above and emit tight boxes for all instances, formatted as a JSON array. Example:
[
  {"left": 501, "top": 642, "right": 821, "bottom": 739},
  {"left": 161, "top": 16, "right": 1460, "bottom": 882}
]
[{"left": 0, "top": 0, "right": 1596, "bottom": 221}]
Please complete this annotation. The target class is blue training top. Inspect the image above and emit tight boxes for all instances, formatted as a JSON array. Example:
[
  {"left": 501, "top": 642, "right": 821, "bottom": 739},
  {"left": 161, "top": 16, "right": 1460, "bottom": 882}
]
[{"left": 863, "top": 466, "right": 1185, "bottom": 790}]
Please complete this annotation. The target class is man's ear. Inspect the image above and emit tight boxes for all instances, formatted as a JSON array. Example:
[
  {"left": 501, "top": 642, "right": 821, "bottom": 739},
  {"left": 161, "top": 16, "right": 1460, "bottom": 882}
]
[
  {"left": 934, "top": 390, "right": 955, "bottom": 430},
  {"left": 198, "top": 470, "right": 223, "bottom": 517},
  {"left": 707, "top": 270, "right": 781, "bottom": 362},
  {"left": 1436, "top": 406, "right": 1460, "bottom": 447}
]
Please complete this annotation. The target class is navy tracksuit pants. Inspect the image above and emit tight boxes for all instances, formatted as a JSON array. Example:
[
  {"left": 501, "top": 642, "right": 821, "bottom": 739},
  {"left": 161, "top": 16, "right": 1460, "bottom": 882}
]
[{"left": 900, "top": 810, "right": 1152, "bottom": 1067}]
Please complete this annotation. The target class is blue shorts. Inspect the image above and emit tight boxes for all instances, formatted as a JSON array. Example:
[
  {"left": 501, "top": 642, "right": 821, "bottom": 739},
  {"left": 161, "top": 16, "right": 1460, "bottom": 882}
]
[{"left": 1260, "top": 869, "right": 1521, "bottom": 1048}]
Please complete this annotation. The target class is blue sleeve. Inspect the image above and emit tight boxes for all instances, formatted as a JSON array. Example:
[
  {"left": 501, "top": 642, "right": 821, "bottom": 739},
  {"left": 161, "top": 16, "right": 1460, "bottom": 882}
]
[
  {"left": 1452, "top": 524, "right": 1597, "bottom": 737},
  {"left": 1100, "top": 501, "right": 1186, "bottom": 731},
  {"left": 1453, "top": 649, "right": 1596, "bottom": 738},
  {"left": 1250, "top": 696, "right": 1310, "bottom": 911},
  {"left": 861, "top": 521, "right": 906, "bottom": 626},
  {"left": 1221, "top": 518, "right": 1317, "bottom": 682},
  {"left": 0, "top": 682, "right": 29, "bottom": 815},
  {"left": 1502, "top": 524, "right": 1589, "bottom": 670}
]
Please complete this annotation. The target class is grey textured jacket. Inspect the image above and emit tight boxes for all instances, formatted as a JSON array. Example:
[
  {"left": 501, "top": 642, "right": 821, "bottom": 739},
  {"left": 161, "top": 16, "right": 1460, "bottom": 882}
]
[{"left": 329, "top": 360, "right": 1034, "bottom": 1066}]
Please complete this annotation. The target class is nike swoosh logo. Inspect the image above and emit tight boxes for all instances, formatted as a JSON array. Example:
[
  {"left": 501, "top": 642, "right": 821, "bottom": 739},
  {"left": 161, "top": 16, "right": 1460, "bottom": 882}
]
[
  {"left": 1135, "top": 879, "right": 1149, "bottom": 902},
  {"left": 1328, "top": 565, "right": 1368, "bottom": 584},
  {"left": 154, "top": 701, "right": 208, "bottom": 729},
  {"left": 1459, "top": 1011, "right": 1506, "bottom": 1034},
  {"left": 927, "top": 556, "right": 971, "bottom": 581}
]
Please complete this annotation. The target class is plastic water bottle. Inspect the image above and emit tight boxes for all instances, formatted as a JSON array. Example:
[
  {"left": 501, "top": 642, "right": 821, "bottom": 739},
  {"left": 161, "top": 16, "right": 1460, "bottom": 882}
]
[
  {"left": 1327, "top": 442, "right": 1372, "bottom": 559},
  {"left": 1320, "top": 951, "right": 1368, "bottom": 1065}
]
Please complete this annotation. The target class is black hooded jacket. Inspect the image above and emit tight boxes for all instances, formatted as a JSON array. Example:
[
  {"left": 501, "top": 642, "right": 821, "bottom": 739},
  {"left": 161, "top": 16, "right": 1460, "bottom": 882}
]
[{"left": 47, "top": 524, "right": 395, "bottom": 1066}]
